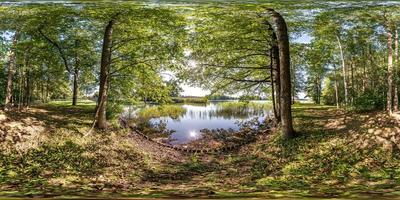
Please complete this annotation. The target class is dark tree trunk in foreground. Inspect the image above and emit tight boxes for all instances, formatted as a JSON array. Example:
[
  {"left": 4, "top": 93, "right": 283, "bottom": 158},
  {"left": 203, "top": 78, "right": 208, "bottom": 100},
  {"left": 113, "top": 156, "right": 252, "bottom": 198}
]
[
  {"left": 268, "top": 9, "right": 295, "bottom": 139},
  {"left": 4, "top": 31, "right": 19, "bottom": 110},
  {"left": 96, "top": 18, "right": 116, "bottom": 130}
]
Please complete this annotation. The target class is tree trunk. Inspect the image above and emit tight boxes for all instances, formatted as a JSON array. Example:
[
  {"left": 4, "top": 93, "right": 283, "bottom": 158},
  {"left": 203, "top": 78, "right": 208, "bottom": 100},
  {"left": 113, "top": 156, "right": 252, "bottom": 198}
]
[
  {"left": 4, "top": 31, "right": 19, "bottom": 110},
  {"left": 72, "top": 39, "right": 80, "bottom": 106},
  {"left": 333, "top": 63, "right": 340, "bottom": 109},
  {"left": 96, "top": 18, "right": 116, "bottom": 130},
  {"left": 387, "top": 30, "right": 394, "bottom": 114},
  {"left": 72, "top": 65, "right": 79, "bottom": 106},
  {"left": 18, "top": 67, "right": 23, "bottom": 110},
  {"left": 25, "top": 69, "right": 30, "bottom": 107},
  {"left": 394, "top": 29, "right": 399, "bottom": 112},
  {"left": 268, "top": 9, "right": 295, "bottom": 139},
  {"left": 271, "top": 31, "right": 281, "bottom": 122},
  {"left": 270, "top": 49, "right": 278, "bottom": 120},
  {"left": 336, "top": 35, "right": 348, "bottom": 107},
  {"left": 351, "top": 60, "right": 355, "bottom": 104}
]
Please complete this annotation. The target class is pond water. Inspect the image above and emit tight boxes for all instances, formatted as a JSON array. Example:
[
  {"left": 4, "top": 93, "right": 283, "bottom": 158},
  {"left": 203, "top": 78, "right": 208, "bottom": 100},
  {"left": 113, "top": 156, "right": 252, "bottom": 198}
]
[{"left": 124, "top": 100, "right": 272, "bottom": 144}]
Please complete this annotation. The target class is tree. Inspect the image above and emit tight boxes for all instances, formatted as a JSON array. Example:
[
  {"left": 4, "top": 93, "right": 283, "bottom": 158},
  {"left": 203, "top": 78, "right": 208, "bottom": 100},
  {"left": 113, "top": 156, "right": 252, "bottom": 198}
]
[
  {"left": 384, "top": 12, "right": 394, "bottom": 114},
  {"left": 89, "top": 5, "right": 186, "bottom": 130},
  {"left": 267, "top": 8, "right": 295, "bottom": 138},
  {"left": 96, "top": 17, "right": 116, "bottom": 129},
  {"left": 4, "top": 31, "right": 19, "bottom": 110}
]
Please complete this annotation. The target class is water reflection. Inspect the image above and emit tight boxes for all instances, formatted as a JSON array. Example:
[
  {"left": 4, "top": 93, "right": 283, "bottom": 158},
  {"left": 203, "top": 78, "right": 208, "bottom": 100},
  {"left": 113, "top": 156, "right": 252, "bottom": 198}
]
[{"left": 145, "top": 101, "right": 271, "bottom": 144}]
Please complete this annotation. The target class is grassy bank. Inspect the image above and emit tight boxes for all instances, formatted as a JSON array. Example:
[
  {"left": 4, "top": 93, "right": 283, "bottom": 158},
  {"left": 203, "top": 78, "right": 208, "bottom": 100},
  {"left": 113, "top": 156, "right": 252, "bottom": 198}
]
[
  {"left": 137, "top": 105, "right": 186, "bottom": 119},
  {"left": 171, "top": 97, "right": 208, "bottom": 104},
  {"left": 0, "top": 101, "right": 400, "bottom": 198}
]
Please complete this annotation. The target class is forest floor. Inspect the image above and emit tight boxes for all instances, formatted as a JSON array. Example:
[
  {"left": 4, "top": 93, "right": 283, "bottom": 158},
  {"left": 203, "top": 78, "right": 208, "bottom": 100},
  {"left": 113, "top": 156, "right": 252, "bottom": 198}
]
[{"left": 1, "top": 101, "right": 400, "bottom": 199}]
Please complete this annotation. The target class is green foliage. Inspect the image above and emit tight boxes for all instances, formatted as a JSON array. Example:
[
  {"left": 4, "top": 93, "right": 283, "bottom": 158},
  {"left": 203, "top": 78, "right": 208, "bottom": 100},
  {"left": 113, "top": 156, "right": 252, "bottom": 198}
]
[
  {"left": 106, "top": 100, "right": 124, "bottom": 120},
  {"left": 182, "top": 6, "right": 273, "bottom": 96},
  {"left": 353, "top": 89, "right": 385, "bottom": 112}
]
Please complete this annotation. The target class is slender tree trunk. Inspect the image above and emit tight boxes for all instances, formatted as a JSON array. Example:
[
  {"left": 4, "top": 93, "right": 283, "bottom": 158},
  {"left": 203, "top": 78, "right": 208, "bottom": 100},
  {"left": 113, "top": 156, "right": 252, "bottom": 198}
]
[
  {"left": 271, "top": 31, "right": 281, "bottom": 122},
  {"left": 394, "top": 29, "right": 399, "bottom": 112},
  {"left": 46, "top": 77, "right": 49, "bottom": 102},
  {"left": 368, "top": 45, "right": 375, "bottom": 89},
  {"left": 96, "top": 18, "right": 116, "bottom": 130},
  {"left": 351, "top": 59, "right": 355, "bottom": 104},
  {"left": 336, "top": 35, "right": 348, "bottom": 107},
  {"left": 268, "top": 9, "right": 295, "bottom": 139},
  {"left": 333, "top": 63, "right": 340, "bottom": 109},
  {"left": 25, "top": 69, "right": 30, "bottom": 107},
  {"left": 72, "top": 66, "right": 79, "bottom": 106},
  {"left": 4, "top": 31, "right": 19, "bottom": 110},
  {"left": 72, "top": 39, "right": 80, "bottom": 106},
  {"left": 18, "top": 68, "right": 23, "bottom": 110},
  {"left": 41, "top": 78, "right": 44, "bottom": 103},
  {"left": 387, "top": 30, "right": 394, "bottom": 114},
  {"left": 270, "top": 49, "right": 278, "bottom": 120}
]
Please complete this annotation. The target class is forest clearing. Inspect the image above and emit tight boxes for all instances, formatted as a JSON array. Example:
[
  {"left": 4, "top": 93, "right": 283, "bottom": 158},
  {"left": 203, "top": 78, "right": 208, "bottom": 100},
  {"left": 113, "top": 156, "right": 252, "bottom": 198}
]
[{"left": 1, "top": 1, "right": 400, "bottom": 199}]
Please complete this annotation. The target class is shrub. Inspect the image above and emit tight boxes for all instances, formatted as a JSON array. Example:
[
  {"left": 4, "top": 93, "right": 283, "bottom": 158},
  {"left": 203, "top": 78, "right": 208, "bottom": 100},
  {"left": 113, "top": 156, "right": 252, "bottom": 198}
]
[{"left": 353, "top": 90, "right": 385, "bottom": 112}]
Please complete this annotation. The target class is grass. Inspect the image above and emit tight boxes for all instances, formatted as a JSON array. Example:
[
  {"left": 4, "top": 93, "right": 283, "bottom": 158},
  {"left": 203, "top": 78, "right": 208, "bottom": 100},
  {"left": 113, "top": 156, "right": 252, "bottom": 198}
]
[
  {"left": 215, "top": 101, "right": 272, "bottom": 118},
  {"left": 137, "top": 104, "right": 186, "bottom": 119},
  {"left": 1, "top": 101, "right": 400, "bottom": 198},
  {"left": 171, "top": 97, "right": 208, "bottom": 104}
]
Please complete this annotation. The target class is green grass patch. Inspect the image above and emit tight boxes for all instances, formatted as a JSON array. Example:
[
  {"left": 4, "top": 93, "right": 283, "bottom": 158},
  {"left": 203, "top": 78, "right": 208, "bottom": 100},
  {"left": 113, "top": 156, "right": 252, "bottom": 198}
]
[
  {"left": 46, "top": 100, "right": 96, "bottom": 112},
  {"left": 215, "top": 101, "right": 271, "bottom": 118},
  {"left": 137, "top": 105, "right": 186, "bottom": 119},
  {"left": 172, "top": 97, "right": 208, "bottom": 104}
]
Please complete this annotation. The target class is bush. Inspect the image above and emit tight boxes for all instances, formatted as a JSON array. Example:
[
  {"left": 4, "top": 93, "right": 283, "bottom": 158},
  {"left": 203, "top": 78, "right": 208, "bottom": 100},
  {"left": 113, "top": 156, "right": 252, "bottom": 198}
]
[
  {"left": 107, "top": 101, "right": 124, "bottom": 120},
  {"left": 353, "top": 90, "right": 385, "bottom": 112}
]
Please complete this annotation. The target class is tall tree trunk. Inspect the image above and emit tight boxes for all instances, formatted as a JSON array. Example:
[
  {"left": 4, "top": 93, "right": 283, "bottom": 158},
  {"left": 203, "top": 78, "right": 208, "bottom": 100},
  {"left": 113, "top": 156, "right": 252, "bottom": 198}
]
[
  {"left": 387, "top": 30, "right": 394, "bottom": 114},
  {"left": 336, "top": 35, "right": 348, "bottom": 107},
  {"left": 270, "top": 49, "right": 278, "bottom": 121},
  {"left": 368, "top": 45, "right": 375, "bottom": 89},
  {"left": 96, "top": 18, "right": 116, "bottom": 130},
  {"left": 46, "top": 77, "right": 49, "bottom": 102},
  {"left": 72, "top": 39, "right": 80, "bottom": 106},
  {"left": 25, "top": 69, "right": 30, "bottom": 107},
  {"left": 394, "top": 29, "right": 399, "bottom": 112},
  {"left": 268, "top": 9, "right": 295, "bottom": 139},
  {"left": 72, "top": 65, "right": 79, "bottom": 106},
  {"left": 18, "top": 67, "right": 23, "bottom": 110},
  {"left": 333, "top": 63, "right": 340, "bottom": 109},
  {"left": 271, "top": 31, "right": 281, "bottom": 122},
  {"left": 351, "top": 59, "right": 355, "bottom": 104},
  {"left": 4, "top": 31, "right": 19, "bottom": 110}
]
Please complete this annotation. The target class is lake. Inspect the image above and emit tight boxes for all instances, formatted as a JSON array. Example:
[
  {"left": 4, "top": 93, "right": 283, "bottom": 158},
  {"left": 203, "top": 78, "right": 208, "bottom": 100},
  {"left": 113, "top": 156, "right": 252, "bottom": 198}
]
[{"left": 124, "top": 100, "right": 272, "bottom": 144}]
